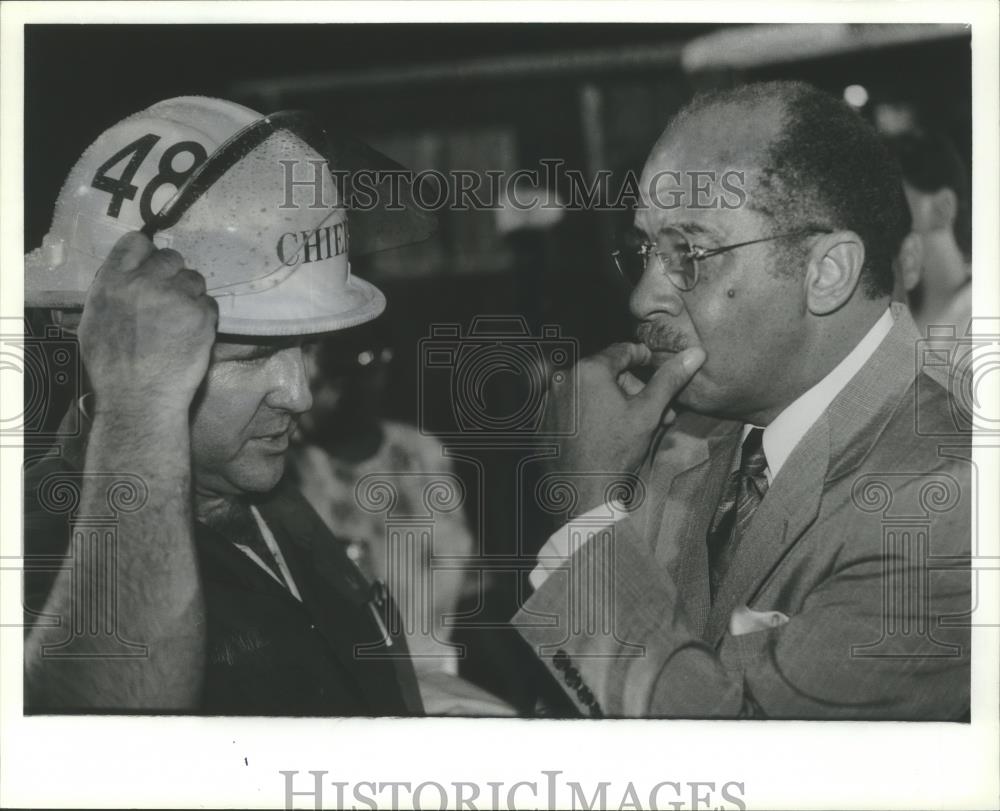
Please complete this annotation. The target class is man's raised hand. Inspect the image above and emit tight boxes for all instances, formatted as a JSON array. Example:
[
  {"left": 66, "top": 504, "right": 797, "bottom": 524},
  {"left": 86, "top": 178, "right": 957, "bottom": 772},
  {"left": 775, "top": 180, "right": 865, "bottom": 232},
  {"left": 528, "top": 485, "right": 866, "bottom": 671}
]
[
  {"left": 78, "top": 232, "right": 218, "bottom": 415},
  {"left": 545, "top": 341, "right": 705, "bottom": 508}
]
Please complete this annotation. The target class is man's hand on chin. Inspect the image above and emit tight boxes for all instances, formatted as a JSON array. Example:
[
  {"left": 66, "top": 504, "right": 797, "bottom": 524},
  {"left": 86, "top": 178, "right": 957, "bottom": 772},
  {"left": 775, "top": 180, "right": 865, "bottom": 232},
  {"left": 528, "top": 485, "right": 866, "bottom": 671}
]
[{"left": 544, "top": 341, "right": 706, "bottom": 512}]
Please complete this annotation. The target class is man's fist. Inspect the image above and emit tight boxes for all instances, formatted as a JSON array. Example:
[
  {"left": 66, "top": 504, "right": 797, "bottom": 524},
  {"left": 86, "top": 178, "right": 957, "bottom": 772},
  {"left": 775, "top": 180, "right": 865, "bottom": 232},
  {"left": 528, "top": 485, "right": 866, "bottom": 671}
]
[
  {"left": 78, "top": 232, "right": 218, "bottom": 414},
  {"left": 544, "top": 342, "right": 705, "bottom": 510}
]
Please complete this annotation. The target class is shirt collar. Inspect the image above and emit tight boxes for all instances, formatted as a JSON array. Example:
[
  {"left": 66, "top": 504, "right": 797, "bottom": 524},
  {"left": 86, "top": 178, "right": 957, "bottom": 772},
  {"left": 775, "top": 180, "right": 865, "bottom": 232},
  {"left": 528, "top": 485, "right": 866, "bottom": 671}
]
[{"left": 743, "top": 307, "right": 895, "bottom": 483}]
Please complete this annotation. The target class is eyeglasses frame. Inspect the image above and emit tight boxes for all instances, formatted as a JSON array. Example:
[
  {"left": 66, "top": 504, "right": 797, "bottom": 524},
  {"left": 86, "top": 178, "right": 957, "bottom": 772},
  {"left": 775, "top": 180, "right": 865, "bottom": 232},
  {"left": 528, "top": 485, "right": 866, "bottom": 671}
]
[{"left": 612, "top": 226, "right": 834, "bottom": 291}]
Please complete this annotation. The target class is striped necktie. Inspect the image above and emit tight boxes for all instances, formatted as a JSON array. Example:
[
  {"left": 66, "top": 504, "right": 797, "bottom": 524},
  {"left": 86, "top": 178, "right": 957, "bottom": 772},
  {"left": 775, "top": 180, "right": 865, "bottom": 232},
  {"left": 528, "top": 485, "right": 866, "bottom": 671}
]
[{"left": 707, "top": 427, "right": 769, "bottom": 601}]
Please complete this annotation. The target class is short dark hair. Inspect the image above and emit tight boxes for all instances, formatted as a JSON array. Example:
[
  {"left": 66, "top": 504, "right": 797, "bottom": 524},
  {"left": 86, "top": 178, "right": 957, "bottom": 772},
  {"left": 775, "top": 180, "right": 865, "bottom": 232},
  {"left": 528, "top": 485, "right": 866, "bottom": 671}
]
[
  {"left": 676, "top": 80, "right": 908, "bottom": 298},
  {"left": 885, "top": 131, "right": 972, "bottom": 262}
]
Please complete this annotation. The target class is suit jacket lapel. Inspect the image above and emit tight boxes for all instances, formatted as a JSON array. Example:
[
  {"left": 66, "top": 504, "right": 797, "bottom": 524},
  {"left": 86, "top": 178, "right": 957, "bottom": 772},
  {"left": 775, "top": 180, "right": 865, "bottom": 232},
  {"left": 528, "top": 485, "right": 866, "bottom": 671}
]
[{"left": 824, "top": 305, "right": 921, "bottom": 480}]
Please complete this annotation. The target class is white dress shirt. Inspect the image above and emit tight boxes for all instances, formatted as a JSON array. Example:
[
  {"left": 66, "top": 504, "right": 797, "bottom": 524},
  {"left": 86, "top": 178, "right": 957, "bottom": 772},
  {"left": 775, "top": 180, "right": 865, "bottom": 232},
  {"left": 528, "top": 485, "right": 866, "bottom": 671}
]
[{"left": 530, "top": 308, "right": 895, "bottom": 589}]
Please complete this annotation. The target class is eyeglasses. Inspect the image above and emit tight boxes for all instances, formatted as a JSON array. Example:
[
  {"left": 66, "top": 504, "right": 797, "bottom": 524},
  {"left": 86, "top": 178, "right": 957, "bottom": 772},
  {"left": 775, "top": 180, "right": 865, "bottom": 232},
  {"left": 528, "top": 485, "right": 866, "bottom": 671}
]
[{"left": 611, "top": 226, "right": 832, "bottom": 292}]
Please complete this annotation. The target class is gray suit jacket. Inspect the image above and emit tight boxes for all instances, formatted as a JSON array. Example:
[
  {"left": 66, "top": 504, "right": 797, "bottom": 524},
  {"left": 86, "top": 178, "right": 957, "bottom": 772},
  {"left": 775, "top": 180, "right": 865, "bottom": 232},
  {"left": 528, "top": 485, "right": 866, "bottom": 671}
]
[{"left": 514, "top": 305, "right": 971, "bottom": 719}]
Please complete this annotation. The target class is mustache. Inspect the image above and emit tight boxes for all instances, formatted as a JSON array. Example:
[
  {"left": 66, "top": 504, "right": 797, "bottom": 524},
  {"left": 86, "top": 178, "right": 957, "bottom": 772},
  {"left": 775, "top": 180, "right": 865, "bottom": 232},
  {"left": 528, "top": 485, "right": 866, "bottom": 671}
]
[
  {"left": 635, "top": 321, "right": 689, "bottom": 353},
  {"left": 249, "top": 414, "right": 296, "bottom": 438}
]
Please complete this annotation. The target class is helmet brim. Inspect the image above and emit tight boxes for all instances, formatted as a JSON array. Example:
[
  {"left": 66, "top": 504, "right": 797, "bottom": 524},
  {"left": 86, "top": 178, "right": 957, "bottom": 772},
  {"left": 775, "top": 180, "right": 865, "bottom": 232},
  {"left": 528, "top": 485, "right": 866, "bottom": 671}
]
[{"left": 215, "top": 274, "right": 386, "bottom": 337}]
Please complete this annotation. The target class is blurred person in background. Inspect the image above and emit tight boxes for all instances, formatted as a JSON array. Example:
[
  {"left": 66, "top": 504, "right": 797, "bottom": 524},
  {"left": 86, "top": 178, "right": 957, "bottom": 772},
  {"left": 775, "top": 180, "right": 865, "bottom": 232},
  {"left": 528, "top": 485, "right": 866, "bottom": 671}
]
[
  {"left": 291, "top": 321, "right": 516, "bottom": 715},
  {"left": 886, "top": 131, "right": 972, "bottom": 334}
]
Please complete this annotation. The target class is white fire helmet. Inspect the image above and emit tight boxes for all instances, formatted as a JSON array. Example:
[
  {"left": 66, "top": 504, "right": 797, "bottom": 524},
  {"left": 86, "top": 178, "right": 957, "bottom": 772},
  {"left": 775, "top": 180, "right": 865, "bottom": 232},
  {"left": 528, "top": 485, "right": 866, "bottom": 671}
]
[{"left": 25, "top": 96, "right": 434, "bottom": 335}]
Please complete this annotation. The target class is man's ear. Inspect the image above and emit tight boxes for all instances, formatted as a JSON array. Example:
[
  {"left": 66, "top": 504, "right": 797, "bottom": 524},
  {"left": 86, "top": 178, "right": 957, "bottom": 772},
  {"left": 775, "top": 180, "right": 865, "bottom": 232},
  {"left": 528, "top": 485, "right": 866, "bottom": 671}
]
[{"left": 804, "top": 231, "right": 866, "bottom": 315}]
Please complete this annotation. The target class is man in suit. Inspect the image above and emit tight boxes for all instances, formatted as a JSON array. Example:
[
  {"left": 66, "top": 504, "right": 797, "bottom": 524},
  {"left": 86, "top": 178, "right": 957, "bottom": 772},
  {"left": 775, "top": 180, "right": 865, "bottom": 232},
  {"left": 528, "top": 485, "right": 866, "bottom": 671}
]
[
  {"left": 515, "top": 80, "right": 971, "bottom": 719},
  {"left": 22, "top": 96, "right": 431, "bottom": 714}
]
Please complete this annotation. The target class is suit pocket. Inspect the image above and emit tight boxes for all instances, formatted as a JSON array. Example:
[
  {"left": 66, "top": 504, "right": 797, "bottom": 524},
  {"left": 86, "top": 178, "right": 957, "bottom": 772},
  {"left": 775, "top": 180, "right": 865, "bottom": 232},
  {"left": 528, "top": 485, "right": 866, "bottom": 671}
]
[{"left": 719, "top": 624, "right": 781, "bottom": 675}]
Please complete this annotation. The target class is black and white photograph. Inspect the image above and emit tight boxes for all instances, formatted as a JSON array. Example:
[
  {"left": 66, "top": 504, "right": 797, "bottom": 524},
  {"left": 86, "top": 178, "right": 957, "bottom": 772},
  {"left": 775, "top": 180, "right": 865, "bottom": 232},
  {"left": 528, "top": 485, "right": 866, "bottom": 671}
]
[{"left": 2, "top": 2, "right": 998, "bottom": 809}]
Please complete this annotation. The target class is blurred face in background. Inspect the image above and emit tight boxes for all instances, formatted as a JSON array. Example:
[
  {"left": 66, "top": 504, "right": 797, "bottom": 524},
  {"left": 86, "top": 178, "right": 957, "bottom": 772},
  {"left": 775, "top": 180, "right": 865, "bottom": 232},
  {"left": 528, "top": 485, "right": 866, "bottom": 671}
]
[{"left": 297, "top": 336, "right": 393, "bottom": 447}]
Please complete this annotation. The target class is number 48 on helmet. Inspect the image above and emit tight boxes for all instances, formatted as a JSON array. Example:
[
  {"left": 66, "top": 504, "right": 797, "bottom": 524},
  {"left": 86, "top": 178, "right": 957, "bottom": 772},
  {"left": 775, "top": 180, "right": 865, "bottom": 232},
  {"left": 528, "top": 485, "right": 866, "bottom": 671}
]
[{"left": 26, "top": 95, "right": 435, "bottom": 336}]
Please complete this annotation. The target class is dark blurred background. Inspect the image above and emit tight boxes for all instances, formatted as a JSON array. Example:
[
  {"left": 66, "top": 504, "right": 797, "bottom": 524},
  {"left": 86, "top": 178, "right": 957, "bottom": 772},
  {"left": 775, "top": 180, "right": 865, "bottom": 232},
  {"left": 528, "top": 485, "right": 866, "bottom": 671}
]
[{"left": 24, "top": 23, "right": 973, "bottom": 711}]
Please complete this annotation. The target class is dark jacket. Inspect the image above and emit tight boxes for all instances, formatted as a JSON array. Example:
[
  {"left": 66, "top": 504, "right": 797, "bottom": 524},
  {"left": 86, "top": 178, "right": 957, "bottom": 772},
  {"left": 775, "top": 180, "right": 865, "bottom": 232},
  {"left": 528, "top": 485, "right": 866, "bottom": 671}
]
[{"left": 23, "top": 406, "right": 424, "bottom": 716}]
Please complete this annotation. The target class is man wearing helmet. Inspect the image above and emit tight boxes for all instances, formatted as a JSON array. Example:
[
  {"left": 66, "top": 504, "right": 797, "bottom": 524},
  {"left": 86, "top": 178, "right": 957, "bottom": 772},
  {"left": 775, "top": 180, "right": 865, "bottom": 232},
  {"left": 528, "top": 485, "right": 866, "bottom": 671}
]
[{"left": 22, "top": 97, "right": 430, "bottom": 714}]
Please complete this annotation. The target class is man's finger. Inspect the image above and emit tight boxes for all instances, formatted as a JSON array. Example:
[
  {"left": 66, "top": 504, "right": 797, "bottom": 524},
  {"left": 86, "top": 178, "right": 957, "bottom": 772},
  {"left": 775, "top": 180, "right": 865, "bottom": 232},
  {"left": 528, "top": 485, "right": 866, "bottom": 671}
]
[
  {"left": 94, "top": 231, "right": 155, "bottom": 278},
  {"left": 599, "top": 342, "right": 652, "bottom": 374},
  {"left": 140, "top": 247, "right": 187, "bottom": 279},
  {"left": 617, "top": 370, "right": 645, "bottom": 397},
  {"left": 174, "top": 267, "right": 208, "bottom": 298},
  {"left": 638, "top": 347, "right": 706, "bottom": 409}
]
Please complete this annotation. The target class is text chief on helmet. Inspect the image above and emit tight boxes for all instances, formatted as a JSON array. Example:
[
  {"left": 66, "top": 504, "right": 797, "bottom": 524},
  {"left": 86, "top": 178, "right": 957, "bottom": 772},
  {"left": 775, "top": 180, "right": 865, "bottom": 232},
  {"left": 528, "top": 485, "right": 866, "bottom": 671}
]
[{"left": 23, "top": 96, "right": 434, "bottom": 715}]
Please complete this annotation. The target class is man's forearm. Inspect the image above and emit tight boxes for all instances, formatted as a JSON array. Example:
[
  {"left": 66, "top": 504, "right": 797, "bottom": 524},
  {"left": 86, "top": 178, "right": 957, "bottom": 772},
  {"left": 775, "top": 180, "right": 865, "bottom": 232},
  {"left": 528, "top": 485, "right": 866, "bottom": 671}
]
[{"left": 25, "top": 407, "right": 205, "bottom": 711}]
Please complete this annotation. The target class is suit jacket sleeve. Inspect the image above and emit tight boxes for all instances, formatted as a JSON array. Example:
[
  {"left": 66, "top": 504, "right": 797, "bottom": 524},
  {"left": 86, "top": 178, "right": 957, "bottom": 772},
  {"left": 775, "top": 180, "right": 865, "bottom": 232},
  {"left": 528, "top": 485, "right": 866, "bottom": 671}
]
[{"left": 514, "top": 462, "right": 970, "bottom": 720}]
